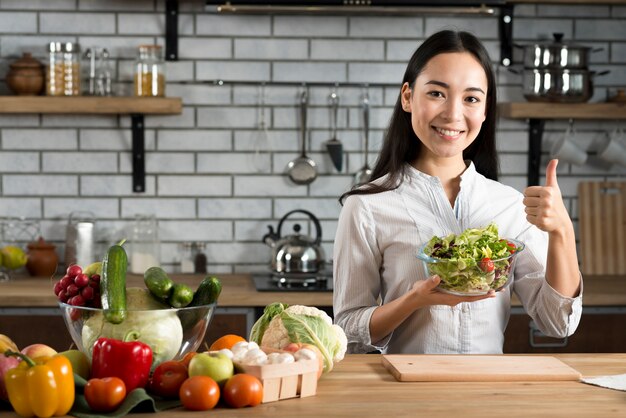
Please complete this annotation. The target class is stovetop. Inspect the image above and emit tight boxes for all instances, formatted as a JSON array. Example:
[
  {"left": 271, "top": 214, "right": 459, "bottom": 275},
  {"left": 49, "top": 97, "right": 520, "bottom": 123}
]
[{"left": 252, "top": 271, "right": 333, "bottom": 292}]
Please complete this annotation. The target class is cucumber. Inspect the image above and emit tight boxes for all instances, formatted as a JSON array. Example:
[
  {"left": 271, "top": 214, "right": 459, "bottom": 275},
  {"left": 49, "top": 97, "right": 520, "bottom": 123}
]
[
  {"left": 100, "top": 239, "right": 128, "bottom": 324},
  {"left": 189, "top": 276, "right": 222, "bottom": 307},
  {"left": 144, "top": 266, "right": 174, "bottom": 301},
  {"left": 169, "top": 283, "right": 194, "bottom": 308}
]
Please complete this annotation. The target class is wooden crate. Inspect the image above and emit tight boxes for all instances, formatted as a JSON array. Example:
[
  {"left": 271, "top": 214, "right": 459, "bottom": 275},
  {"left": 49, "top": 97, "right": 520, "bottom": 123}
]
[{"left": 235, "top": 356, "right": 319, "bottom": 403}]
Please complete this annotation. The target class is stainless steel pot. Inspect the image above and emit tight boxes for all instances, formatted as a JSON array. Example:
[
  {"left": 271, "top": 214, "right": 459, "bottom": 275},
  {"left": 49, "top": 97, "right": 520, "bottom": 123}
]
[
  {"left": 262, "top": 209, "right": 325, "bottom": 273},
  {"left": 519, "top": 33, "right": 599, "bottom": 69},
  {"left": 522, "top": 68, "right": 605, "bottom": 103}
]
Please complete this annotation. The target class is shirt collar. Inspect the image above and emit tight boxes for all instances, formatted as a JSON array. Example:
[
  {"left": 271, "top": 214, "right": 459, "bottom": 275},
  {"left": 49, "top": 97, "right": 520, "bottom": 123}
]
[{"left": 403, "top": 160, "right": 477, "bottom": 184}]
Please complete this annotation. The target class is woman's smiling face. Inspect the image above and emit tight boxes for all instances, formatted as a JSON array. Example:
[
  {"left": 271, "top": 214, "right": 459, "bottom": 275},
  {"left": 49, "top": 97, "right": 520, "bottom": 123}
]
[{"left": 401, "top": 51, "right": 488, "bottom": 164}]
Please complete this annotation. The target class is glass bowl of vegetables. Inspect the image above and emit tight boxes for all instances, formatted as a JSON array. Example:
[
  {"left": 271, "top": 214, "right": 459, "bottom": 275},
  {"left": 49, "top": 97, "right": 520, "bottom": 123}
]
[
  {"left": 58, "top": 287, "right": 216, "bottom": 370},
  {"left": 416, "top": 224, "right": 525, "bottom": 296}
]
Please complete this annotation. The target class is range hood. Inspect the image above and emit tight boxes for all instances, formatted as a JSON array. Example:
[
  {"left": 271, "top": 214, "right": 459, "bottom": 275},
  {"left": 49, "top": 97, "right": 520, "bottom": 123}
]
[{"left": 205, "top": 1, "right": 505, "bottom": 15}]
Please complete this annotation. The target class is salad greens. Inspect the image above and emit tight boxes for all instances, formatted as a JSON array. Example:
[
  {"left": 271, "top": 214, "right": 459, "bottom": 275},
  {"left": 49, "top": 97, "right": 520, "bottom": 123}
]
[{"left": 419, "top": 223, "right": 522, "bottom": 295}]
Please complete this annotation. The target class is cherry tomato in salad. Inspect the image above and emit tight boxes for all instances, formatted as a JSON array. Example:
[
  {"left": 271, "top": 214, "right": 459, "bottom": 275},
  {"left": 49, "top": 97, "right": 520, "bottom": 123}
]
[
  {"left": 223, "top": 374, "right": 263, "bottom": 408},
  {"left": 149, "top": 360, "right": 188, "bottom": 398},
  {"left": 179, "top": 376, "right": 220, "bottom": 411},
  {"left": 506, "top": 241, "right": 517, "bottom": 253},
  {"left": 479, "top": 257, "right": 495, "bottom": 273}
]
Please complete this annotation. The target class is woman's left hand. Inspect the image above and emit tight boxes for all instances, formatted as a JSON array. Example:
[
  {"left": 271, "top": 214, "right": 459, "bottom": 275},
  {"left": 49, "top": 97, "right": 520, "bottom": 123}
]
[{"left": 522, "top": 159, "right": 572, "bottom": 235}]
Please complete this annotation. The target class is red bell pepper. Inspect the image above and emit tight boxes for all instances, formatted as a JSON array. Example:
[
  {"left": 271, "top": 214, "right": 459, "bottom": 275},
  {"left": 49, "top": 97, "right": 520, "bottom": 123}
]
[{"left": 91, "top": 335, "right": 153, "bottom": 392}]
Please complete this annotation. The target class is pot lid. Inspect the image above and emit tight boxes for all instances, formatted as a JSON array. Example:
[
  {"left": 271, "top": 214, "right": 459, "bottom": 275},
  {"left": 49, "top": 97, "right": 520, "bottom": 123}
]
[
  {"left": 9, "top": 52, "right": 43, "bottom": 69},
  {"left": 27, "top": 236, "right": 56, "bottom": 250},
  {"left": 532, "top": 33, "right": 590, "bottom": 50}
]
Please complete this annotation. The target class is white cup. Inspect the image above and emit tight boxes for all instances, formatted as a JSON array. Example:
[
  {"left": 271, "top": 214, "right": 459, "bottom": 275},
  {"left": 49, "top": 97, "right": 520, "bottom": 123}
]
[
  {"left": 596, "top": 129, "right": 626, "bottom": 167},
  {"left": 550, "top": 127, "right": 588, "bottom": 165}
]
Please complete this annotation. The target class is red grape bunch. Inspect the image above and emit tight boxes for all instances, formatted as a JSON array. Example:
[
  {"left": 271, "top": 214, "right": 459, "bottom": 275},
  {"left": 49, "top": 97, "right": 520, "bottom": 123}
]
[{"left": 53, "top": 264, "right": 101, "bottom": 318}]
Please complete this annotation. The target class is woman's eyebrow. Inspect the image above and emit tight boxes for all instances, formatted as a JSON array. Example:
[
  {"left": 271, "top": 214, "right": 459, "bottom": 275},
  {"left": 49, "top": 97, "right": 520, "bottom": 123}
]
[{"left": 425, "top": 80, "right": 485, "bottom": 95}]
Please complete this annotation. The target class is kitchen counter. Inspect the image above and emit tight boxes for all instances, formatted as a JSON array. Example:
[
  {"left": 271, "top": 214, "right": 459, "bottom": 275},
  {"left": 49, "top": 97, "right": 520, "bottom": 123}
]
[
  {"left": 2, "top": 353, "right": 626, "bottom": 418},
  {"left": 1, "top": 273, "right": 626, "bottom": 308}
]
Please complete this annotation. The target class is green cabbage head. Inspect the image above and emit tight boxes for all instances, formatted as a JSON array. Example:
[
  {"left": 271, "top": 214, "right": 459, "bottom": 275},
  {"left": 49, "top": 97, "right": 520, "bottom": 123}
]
[{"left": 81, "top": 287, "right": 183, "bottom": 370}]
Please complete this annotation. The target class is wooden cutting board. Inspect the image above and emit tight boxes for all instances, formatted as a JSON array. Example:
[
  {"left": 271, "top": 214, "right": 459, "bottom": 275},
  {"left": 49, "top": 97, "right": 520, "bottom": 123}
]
[
  {"left": 382, "top": 355, "right": 581, "bottom": 382},
  {"left": 578, "top": 181, "right": 626, "bottom": 275}
]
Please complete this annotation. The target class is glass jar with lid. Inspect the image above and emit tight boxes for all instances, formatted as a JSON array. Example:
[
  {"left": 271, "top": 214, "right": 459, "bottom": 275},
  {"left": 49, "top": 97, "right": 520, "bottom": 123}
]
[
  {"left": 128, "top": 214, "right": 160, "bottom": 274},
  {"left": 134, "top": 45, "right": 165, "bottom": 97},
  {"left": 46, "top": 42, "right": 81, "bottom": 96}
]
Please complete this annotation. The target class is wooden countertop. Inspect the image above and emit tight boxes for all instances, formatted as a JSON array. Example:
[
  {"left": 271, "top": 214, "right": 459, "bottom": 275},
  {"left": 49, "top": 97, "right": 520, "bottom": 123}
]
[
  {"left": 1, "top": 353, "right": 625, "bottom": 418},
  {"left": 1, "top": 273, "right": 625, "bottom": 308}
]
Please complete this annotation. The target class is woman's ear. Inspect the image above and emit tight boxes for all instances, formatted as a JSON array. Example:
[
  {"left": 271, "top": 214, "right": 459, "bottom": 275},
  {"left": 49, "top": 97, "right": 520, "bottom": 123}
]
[{"left": 400, "top": 82, "right": 411, "bottom": 112}]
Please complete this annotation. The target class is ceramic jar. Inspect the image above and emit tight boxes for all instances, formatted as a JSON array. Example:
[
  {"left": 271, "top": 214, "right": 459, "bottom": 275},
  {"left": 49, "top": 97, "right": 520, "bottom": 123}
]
[
  {"left": 26, "top": 237, "right": 59, "bottom": 277},
  {"left": 6, "top": 52, "right": 45, "bottom": 96}
]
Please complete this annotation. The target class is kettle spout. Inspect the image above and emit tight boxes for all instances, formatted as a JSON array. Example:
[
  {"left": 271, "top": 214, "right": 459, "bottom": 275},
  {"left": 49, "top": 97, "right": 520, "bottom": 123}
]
[{"left": 262, "top": 225, "right": 279, "bottom": 247}]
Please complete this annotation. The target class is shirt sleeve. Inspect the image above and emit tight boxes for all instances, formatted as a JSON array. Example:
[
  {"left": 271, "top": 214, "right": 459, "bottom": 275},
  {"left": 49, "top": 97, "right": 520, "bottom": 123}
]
[
  {"left": 333, "top": 195, "right": 388, "bottom": 353},
  {"left": 512, "top": 227, "right": 583, "bottom": 339}
]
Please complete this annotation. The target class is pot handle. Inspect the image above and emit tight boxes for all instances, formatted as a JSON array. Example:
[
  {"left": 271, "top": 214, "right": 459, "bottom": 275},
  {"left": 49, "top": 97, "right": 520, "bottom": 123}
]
[
  {"left": 592, "top": 70, "right": 611, "bottom": 77},
  {"left": 591, "top": 47, "right": 604, "bottom": 53},
  {"left": 276, "top": 209, "right": 323, "bottom": 245}
]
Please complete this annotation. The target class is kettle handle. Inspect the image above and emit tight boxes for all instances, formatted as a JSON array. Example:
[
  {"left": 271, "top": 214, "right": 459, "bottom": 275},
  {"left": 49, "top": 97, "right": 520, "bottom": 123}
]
[{"left": 276, "top": 209, "right": 322, "bottom": 245}]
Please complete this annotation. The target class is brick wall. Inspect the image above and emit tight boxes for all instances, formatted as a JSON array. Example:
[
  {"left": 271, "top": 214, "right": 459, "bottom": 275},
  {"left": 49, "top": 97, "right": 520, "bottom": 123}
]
[{"left": 0, "top": 0, "right": 624, "bottom": 273}]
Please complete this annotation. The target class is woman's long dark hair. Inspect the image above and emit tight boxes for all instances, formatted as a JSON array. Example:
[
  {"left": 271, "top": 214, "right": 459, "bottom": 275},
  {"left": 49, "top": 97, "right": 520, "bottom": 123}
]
[{"left": 340, "top": 30, "right": 499, "bottom": 204}]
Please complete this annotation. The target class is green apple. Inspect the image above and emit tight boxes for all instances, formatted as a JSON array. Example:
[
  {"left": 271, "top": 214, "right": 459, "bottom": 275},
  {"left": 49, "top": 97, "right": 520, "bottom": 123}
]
[
  {"left": 188, "top": 352, "right": 234, "bottom": 387},
  {"left": 59, "top": 349, "right": 90, "bottom": 380}
]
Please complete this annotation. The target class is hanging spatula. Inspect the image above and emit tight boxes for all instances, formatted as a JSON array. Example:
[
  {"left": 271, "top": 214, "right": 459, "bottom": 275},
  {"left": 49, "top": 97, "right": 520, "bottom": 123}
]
[{"left": 325, "top": 90, "right": 343, "bottom": 172}]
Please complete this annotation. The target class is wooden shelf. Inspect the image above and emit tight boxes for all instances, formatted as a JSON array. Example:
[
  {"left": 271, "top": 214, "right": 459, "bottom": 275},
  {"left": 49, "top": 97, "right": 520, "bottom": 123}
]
[
  {"left": 0, "top": 96, "right": 182, "bottom": 115},
  {"left": 508, "top": 0, "right": 626, "bottom": 4},
  {"left": 498, "top": 102, "right": 626, "bottom": 120}
]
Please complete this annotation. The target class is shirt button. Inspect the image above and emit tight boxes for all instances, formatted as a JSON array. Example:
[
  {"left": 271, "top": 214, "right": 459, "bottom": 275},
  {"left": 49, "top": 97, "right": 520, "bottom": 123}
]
[{"left": 462, "top": 305, "right": 469, "bottom": 313}]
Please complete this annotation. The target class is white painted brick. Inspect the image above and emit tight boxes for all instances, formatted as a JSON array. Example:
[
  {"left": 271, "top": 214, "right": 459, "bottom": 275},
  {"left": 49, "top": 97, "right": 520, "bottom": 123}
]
[
  {"left": 233, "top": 85, "right": 298, "bottom": 106},
  {"left": 140, "top": 108, "right": 195, "bottom": 128},
  {"left": 2, "top": 129, "right": 77, "bottom": 150},
  {"left": 347, "top": 106, "right": 393, "bottom": 130},
  {"left": 538, "top": 5, "right": 610, "bottom": 17},
  {"left": 350, "top": 17, "right": 423, "bottom": 39},
  {"left": 121, "top": 198, "right": 196, "bottom": 218},
  {"left": 3, "top": 175, "right": 77, "bottom": 195},
  {"left": 165, "top": 61, "right": 195, "bottom": 82},
  {"left": 498, "top": 176, "right": 527, "bottom": 193},
  {"left": 234, "top": 176, "right": 307, "bottom": 197},
  {"left": 425, "top": 17, "right": 498, "bottom": 39},
  {"left": 387, "top": 40, "right": 422, "bottom": 61},
  {"left": 348, "top": 62, "right": 406, "bottom": 84},
  {"left": 197, "top": 106, "right": 257, "bottom": 129},
  {"left": 311, "top": 39, "right": 384, "bottom": 61},
  {"left": 43, "top": 152, "right": 117, "bottom": 173},
  {"left": 2, "top": 0, "right": 74, "bottom": 10},
  {"left": 0, "top": 12, "right": 37, "bottom": 33},
  {"left": 273, "top": 62, "right": 346, "bottom": 83},
  {"left": 235, "top": 220, "right": 272, "bottom": 241},
  {"left": 160, "top": 220, "right": 232, "bottom": 241},
  {"left": 0, "top": 35, "right": 74, "bottom": 58},
  {"left": 611, "top": 43, "right": 626, "bottom": 63},
  {"left": 198, "top": 198, "right": 272, "bottom": 218},
  {"left": 205, "top": 242, "right": 267, "bottom": 264},
  {"left": 159, "top": 130, "right": 232, "bottom": 151},
  {"left": 196, "top": 14, "right": 271, "bottom": 36},
  {"left": 320, "top": 220, "right": 338, "bottom": 243},
  {"left": 615, "top": 6, "right": 626, "bottom": 17},
  {"left": 496, "top": 131, "right": 528, "bottom": 153},
  {"left": 42, "top": 115, "right": 118, "bottom": 128},
  {"left": 43, "top": 197, "right": 119, "bottom": 218},
  {"left": 383, "top": 86, "right": 402, "bottom": 107},
  {"left": 576, "top": 20, "right": 626, "bottom": 41},
  {"left": 79, "top": 36, "right": 155, "bottom": 59},
  {"left": 513, "top": 18, "right": 573, "bottom": 41},
  {"left": 0, "top": 198, "right": 41, "bottom": 218},
  {"left": 78, "top": 0, "right": 153, "bottom": 11},
  {"left": 40, "top": 13, "right": 115, "bottom": 34},
  {"left": 274, "top": 16, "right": 347, "bottom": 37},
  {"left": 0, "top": 114, "right": 39, "bottom": 127},
  {"left": 166, "top": 84, "right": 231, "bottom": 105},
  {"left": 80, "top": 129, "right": 156, "bottom": 151},
  {"left": 179, "top": 38, "right": 231, "bottom": 59},
  {"left": 198, "top": 153, "right": 269, "bottom": 174},
  {"left": 157, "top": 175, "right": 231, "bottom": 196},
  {"left": 499, "top": 153, "right": 528, "bottom": 175},
  {"left": 274, "top": 105, "right": 347, "bottom": 129},
  {"left": 81, "top": 175, "right": 156, "bottom": 196},
  {"left": 274, "top": 198, "right": 342, "bottom": 219},
  {"left": 0, "top": 152, "right": 38, "bottom": 172},
  {"left": 235, "top": 38, "right": 308, "bottom": 60},
  {"left": 120, "top": 152, "right": 195, "bottom": 174},
  {"left": 196, "top": 61, "right": 270, "bottom": 82},
  {"left": 309, "top": 176, "right": 353, "bottom": 197},
  {"left": 239, "top": 130, "right": 299, "bottom": 153}
]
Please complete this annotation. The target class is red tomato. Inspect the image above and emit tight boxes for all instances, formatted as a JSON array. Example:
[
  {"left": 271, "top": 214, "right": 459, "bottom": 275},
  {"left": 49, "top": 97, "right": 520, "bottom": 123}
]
[
  {"left": 507, "top": 241, "right": 517, "bottom": 253},
  {"left": 223, "top": 374, "right": 263, "bottom": 408},
  {"left": 149, "top": 360, "right": 188, "bottom": 398},
  {"left": 179, "top": 376, "right": 220, "bottom": 411},
  {"left": 479, "top": 257, "right": 495, "bottom": 273},
  {"left": 84, "top": 377, "right": 127, "bottom": 413}
]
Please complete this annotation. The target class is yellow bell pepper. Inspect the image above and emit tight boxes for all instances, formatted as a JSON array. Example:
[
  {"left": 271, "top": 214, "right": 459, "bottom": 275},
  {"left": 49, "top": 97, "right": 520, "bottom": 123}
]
[{"left": 3, "top": 351, "right": 75, "bottom": 418}]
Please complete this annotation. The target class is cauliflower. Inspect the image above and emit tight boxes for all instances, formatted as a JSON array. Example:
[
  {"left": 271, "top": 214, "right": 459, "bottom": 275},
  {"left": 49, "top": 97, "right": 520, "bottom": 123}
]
[{"left": 249, "top": 302, "right": 348, "bottom": 373}]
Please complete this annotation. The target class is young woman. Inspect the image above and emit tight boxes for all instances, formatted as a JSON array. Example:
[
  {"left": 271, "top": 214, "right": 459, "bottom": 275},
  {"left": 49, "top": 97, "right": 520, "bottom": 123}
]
[{"left": 333, "top": 30, "right": 582, "bottom": 354}]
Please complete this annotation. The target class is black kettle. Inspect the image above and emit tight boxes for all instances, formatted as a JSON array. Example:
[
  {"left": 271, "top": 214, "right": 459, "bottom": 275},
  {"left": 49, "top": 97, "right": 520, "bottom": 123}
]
[{"left": 262, "top": 209, "right": 325, "bottom": 273}]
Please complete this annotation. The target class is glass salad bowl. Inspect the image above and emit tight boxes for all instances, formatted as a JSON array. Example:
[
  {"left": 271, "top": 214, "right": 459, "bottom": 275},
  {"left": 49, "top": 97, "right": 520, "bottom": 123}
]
[
  {"left": 58, "top": 288, "right": 216, "bottom": 370},
  {"left": 416, "top": 238, "right": 525, "bottom": 296}
]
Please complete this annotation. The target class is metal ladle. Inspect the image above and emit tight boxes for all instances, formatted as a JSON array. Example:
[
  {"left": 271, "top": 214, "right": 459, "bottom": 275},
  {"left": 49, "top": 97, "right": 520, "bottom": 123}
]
[
  {"left": 287, "top": 90, "right": 317, "bottom": 185},
  {"left": 354, "top": 92, "right": 372, "bottom": 186}
]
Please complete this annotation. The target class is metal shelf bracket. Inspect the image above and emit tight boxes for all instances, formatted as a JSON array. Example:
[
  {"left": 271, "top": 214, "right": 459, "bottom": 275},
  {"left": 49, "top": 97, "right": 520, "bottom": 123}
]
[
  {"left": 131, "top": 114, "right": 146, "bottom": 193},
  {"left": 499, "top": 4, "right": 514, "bottom": 67},
  {"left": 528, "top": 118, "right": 545, "bottom": 187},
  {"left": 166, "top": 0, "right": 179, "bottom": 61}
]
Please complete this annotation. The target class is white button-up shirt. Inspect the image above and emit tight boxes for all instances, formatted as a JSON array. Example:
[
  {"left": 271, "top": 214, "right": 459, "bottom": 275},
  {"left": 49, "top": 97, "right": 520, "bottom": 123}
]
[{"left": 333, "top": 163, "right": 583, "bottom": 354}]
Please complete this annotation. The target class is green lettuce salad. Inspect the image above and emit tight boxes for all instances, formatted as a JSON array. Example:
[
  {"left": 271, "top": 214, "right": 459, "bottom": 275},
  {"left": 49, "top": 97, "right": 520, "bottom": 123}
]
[{"left": 418, "top": 223, "right": 524, "bottom": 295}]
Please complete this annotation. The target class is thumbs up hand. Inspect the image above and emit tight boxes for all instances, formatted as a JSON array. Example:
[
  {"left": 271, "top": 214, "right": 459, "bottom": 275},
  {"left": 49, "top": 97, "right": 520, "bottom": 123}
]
[{"left": 523, "top": 159, "right": 571, "bottom": 234}]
